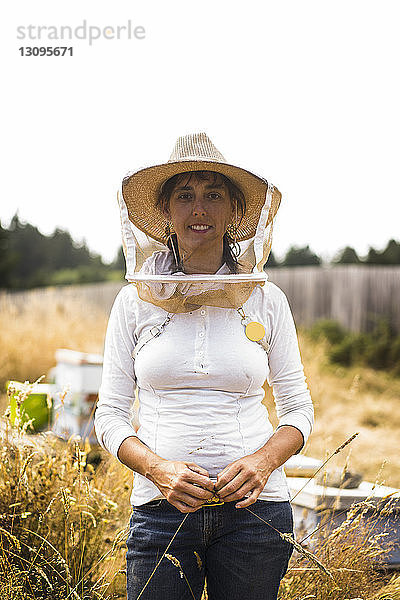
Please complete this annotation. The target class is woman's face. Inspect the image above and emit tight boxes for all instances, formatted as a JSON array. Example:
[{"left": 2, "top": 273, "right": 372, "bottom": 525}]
[{"left": 164, "top": 172, "right": 234, "bottom": 258}]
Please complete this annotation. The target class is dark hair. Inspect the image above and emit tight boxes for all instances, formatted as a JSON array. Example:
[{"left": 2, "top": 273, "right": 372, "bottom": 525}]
[{"left": 156, "top": 171, "right": 246, "bottom": 274}]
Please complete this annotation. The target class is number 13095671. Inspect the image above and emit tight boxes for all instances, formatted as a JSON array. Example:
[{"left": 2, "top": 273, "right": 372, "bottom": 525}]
[{"left": 19, "top": 47, "right": 73, "bottom": 56}]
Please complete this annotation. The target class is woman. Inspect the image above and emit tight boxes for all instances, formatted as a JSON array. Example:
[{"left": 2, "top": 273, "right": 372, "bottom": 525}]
[{"left": 94, "top": 132, "right": 314, "bottom": 600}]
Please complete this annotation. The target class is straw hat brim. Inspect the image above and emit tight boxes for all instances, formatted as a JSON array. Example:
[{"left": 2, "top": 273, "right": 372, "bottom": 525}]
[{"left": 121, "top": 159, "right": 281, "bottom": 244}]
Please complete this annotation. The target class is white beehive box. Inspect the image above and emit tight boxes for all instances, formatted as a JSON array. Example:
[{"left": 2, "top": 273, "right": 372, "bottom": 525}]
[
  {"left": 284, "top": 454, "right": 323, "bottom": 477},
  {"left": 288, "top": 476, "right": 400, "bottom": 568},
  {"left": 52, "top": 349, "right": 103, "bottom": 442},
  {"left": 54, "top": 349, "right": 103, "bottom": 394}
]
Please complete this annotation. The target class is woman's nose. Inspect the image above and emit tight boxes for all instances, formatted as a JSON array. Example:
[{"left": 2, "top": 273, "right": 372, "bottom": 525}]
[{"left": 192, "top": 198, "right": 207, "bottom": 216}]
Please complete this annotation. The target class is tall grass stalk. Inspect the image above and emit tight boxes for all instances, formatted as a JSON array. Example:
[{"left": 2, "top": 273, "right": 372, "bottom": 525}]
[{"left": 0, "top": 382, "right": 131, "bottom": 599}]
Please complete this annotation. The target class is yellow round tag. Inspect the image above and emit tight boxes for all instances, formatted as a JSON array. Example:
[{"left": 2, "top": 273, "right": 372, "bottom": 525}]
[{"left": 245, "top": 321, "right": 266, "bottom": 342}]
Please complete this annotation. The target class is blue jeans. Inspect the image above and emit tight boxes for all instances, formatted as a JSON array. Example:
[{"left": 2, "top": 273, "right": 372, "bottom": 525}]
[{"left": 126, "top": 499, "right": 293, "bottom": 600}]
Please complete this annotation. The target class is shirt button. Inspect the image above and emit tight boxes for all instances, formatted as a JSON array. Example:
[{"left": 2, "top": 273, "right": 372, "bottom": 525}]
[
  {"left": 200, "top": 309, "right": 206, "bottom": 316},
  {"left": 199, "top": 332, "right": 204, "bottom": 338}
]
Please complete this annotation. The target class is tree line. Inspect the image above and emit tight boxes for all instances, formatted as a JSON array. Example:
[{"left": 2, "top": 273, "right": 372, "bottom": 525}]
[
  {"left": 1, "top": 214, "right": 399, "bottom": 290},
  {"left": 0, "top": 215, "right": 118, "bottom": 289},
  {"left": 266, "top": 240, "right": 400, "bottom": 267}
]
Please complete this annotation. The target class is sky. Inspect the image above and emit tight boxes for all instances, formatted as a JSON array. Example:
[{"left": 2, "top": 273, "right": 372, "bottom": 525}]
[{"left": 2, "top": 0, "right": 399, "bottom": 264}]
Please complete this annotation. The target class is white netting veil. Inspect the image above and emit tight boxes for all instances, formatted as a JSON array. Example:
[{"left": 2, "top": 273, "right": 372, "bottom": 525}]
[{"left": 117, "top": 133, "right": 281, "bottom": 313}]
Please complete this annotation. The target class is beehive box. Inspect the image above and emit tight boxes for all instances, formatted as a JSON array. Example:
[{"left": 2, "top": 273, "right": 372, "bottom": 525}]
[
  {"left": 288, "top": 476, "right": 400, "bottom": 569},
  {"left": 51, "top": 349, "right": 103, "bottom": 443}
]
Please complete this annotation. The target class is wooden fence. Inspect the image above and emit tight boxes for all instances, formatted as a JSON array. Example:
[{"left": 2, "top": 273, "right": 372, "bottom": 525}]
[
  {"left": 1, "top": 265, "right": 400, "bottom": 334},
  {"left": 267, "top": 265, "right": 400, "bottom": 334}
]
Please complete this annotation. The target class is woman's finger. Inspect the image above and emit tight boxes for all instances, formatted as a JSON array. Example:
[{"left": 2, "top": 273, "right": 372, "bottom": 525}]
[
  {"left": 171, "top": 490, "right": 206, "bottom": 509},
  {"left": 214, "top": 463, "right": 242, "bottom": 492},
  {"left": 215, "top": 469, "right": 249, "bottom": 498},
  {"left": 234, "top": 488, "right": 261, "bottom": 509},
  {"left": 178, "top": 480, "right": 215, "bottom": 500},
  {"left": 185, "top": 464, "right": 215, "bottom": 492},
  {"left": 186, "top": 462, "right": 210, "bottom": 477},
  {"left": 218, "top": 480, "right": 255, "bottom": 503}
]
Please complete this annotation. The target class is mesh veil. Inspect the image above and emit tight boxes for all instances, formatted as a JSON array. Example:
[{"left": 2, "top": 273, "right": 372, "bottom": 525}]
[{"left": 117, "top": 180, "right": 277, "bottom": 313}]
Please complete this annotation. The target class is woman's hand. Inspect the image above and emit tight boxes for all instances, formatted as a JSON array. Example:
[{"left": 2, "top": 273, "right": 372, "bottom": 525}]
[
  {"left": 215, "top": 426, "right": 304, "bottom": 509},
  {"left": 148, "top": 459, "right": 216, "bottom": 513},
  {"left": 214, "top": 453, "right": 273, "bottom": 509}
]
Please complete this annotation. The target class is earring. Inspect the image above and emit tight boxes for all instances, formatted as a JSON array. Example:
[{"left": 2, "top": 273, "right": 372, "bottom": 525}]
[
  {"left": 227, "top": 221, "right": 238, "bottom": 244},
  {"left": 165, "top": 221, "right": 175, "bottom": 237},
  {"left": 165, "top": 223, "right": 181, "bottom": 270}
]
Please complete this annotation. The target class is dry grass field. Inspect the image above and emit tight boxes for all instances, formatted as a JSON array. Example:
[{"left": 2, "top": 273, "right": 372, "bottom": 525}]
[
  {"left": 266, "top": 334, "right": 400, "bottom": 489},
  {"left": 1, "top": 290, "right": 398, "bottom": 488},
  {"left": 0, "top": 292, "right": 108, "bottom": 390},
  {"left": 1, "top": 291, "right": 400, "bottom": 599}
]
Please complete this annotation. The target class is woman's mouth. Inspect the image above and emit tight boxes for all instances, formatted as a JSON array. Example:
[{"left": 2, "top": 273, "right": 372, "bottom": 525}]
[{"left": 188, "top": 224, "right": 212, "bottom": 232}]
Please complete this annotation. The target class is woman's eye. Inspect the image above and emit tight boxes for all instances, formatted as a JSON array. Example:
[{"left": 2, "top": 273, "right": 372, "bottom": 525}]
[
  {"left": 208, "top": 192, "right": 221, "bottom": 200},
  {"left": 178, "top": 193, "right": 192, "bottom": 200}
]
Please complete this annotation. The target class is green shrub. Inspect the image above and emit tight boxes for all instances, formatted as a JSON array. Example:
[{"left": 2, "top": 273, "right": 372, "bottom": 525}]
[
  {"left": 389, "top": 336, "right": 400, "bottom": 376},
  {"left": 308, "top": 318, "right": 400, "bottom": 376},
  {"left": 308, "top": 319, "right": 347, "bottom": 345},
  {"left": 329, "top": 333, "right": 369, "bottom": 366},
  {"left": 364, "top": 318, "right": 393, "bottom": 370}
]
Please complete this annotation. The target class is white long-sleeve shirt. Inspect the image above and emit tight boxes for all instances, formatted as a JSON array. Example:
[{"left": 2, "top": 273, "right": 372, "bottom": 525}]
[{"left": 94, "top": 272, "right": 314, "bottom": 507}]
